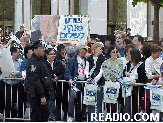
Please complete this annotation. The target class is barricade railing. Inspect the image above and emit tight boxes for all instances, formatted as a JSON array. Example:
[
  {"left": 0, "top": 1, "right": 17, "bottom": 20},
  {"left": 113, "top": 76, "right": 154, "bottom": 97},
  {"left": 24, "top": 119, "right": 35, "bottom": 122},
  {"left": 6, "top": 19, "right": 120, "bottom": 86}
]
[{"left": 0, "top": 78, "right": 162, "bottom": 122}]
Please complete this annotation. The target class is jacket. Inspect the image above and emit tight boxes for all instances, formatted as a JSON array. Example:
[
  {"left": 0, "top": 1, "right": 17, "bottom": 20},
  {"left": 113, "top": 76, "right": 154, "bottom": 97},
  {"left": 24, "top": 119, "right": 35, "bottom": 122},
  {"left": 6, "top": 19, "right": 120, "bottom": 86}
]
[
  {"left": 64, "top": 54, "right": 87, "bottom": 81},
  {"left": 26, "top": 53, "right": 49, "bottom": 98},
  {"left": 87, "top": 54, "right": 106, "bottom": 86},
  {"left": 44, "top": 59, "right": 65, "bottom": 80}
]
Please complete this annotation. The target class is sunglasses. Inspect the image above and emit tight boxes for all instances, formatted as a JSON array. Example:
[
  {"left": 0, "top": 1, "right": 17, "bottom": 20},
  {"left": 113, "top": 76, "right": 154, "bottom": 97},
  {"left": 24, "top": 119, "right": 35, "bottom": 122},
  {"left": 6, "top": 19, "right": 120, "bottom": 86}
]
[
  {"left": 111, "top": 51, "right": 118, "bottom": 53},
  {"left": 49, "top": 54, "right": 56, "bottom": 55},
  {"left": 115, "top": 36, "right": 122, "bottom": 40}
]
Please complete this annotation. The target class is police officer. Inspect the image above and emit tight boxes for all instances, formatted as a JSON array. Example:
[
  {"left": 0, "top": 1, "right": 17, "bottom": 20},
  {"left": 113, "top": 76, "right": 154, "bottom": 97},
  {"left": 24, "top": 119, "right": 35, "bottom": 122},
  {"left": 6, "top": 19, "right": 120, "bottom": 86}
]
[{"left": 25, "top": 40, "right": 50, "bottom": 122}]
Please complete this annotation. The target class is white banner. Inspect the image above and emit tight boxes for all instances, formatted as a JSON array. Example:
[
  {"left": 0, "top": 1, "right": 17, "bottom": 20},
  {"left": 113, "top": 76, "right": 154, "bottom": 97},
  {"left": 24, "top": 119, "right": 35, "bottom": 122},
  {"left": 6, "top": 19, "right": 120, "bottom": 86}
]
[
  {"left": 150, "top": 88, "right": 163, "bottom": 112},
  {"left": 57, "top": 15, "right": 89, "bottom": 44},
  {"left": 103, "top": 81, "right": 120, "bottom": 104},
  {"left": 127, "top": 0, "right": 147, "bottom": 37},
  {"left": 83, "top": 83, "right": 97, "bottom": 105},
  {"left": 122, "top": 77, "right": 133, "bottom": 98},
  {"left": 0, "top": 46, "right": 14, "bottom": 78}
]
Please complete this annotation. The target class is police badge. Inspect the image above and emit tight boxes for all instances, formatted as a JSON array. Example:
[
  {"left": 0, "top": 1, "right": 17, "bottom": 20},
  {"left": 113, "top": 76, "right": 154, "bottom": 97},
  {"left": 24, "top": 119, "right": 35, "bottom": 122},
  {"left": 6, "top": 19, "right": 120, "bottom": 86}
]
[{"left": 30, "top": 65, "right": 36, "bottom": 72}]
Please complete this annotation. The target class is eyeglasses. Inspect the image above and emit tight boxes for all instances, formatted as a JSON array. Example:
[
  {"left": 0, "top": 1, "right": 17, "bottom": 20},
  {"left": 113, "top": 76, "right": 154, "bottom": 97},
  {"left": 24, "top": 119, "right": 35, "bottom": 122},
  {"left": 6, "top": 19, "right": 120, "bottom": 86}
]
[
  {"left": 111, "top": 51, "right": 118, "bottom": 53},
  {"left": 48, "top": 54, "right": 56, "bottom": 55},
  {"left": 100, "top": 47, "right": 104, "bottom": 50},
  {"left": 115, "top": 36, "right": 122, "bottom": 40}
]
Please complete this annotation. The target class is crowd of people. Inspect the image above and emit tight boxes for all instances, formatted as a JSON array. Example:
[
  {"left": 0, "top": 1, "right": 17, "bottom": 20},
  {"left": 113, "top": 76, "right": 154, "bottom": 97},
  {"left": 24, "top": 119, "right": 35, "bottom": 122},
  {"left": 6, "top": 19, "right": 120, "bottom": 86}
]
[{"left": 0, "top": 25, "right": 163, "bottom": 122}]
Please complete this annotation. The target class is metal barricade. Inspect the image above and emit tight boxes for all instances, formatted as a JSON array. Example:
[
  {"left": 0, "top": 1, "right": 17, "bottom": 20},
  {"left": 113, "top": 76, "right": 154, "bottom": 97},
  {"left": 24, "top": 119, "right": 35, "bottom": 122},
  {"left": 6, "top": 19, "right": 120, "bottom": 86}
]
[
  {"left": 0, "top": 78, "right": 160, "bottom": 122},
  {"left": 0, "top": 78, "right": 30, "bottom": 122}
]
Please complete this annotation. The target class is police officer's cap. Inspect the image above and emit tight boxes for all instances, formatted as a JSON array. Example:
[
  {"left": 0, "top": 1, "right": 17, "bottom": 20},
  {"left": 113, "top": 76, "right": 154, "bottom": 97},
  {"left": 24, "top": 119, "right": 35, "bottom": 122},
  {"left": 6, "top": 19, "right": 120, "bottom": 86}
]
[{"left": 30, "top": 40, "right": 44, "bottom": 50}]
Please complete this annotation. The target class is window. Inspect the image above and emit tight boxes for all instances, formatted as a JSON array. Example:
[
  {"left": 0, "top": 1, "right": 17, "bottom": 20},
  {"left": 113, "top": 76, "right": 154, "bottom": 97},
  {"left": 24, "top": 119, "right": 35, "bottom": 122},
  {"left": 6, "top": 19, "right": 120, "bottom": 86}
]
[
  {"left": 0, "top": 0, "right": 14, "bottom": 21},
  {"left": 32, "top": 0, "right": 51, "bottom": 18}
]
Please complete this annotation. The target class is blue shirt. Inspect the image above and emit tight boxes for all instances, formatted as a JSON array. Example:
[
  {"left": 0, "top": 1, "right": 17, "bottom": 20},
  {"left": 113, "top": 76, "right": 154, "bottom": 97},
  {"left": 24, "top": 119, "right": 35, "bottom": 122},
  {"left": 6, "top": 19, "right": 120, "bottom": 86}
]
[
  {"left": 20, "top": 59, "right": 28, "bottom": 72},
  {"left": 13, "top": 58, "right": 22, "bottom": 77},
  {"left": 116, "top": 45, "right": 125, "bottom": 57}
]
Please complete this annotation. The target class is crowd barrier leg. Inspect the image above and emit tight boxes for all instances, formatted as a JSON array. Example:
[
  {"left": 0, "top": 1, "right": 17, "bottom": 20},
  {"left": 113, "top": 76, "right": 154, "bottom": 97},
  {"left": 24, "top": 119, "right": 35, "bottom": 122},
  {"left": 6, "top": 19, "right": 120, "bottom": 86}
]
[
  {"left": 3, "top": 82, "right": 6, "bottom": 122},
  {"left": 145, "top": 89, "right": 146, "bottom": 113},
  {"left": 2, "top": 79, "right": 30, "bottom": 122},
  {"left": 131, "top": 95, "right": 132, "bottom": 119},
  {"left": 138, "top": 87, "right": 139, "bottom": 114}
]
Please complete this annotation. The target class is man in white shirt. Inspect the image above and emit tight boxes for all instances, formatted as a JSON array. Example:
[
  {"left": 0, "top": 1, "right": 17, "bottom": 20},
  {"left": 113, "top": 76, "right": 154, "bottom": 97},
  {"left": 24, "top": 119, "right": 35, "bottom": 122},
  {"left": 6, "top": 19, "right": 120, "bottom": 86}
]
[
  {"left": 5, "top": 47, "right": 24, "bottom": 118},
  {"left": 64, "top": 44, "right": 89, "bottom": 122}
]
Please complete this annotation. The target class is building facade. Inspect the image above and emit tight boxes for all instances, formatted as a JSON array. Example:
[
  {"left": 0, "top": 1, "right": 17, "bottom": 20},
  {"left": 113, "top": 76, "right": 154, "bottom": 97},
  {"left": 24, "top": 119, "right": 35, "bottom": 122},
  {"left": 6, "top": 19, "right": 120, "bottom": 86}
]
[{"left": 0, "top": 0, "right": 162, "bottom": 39}]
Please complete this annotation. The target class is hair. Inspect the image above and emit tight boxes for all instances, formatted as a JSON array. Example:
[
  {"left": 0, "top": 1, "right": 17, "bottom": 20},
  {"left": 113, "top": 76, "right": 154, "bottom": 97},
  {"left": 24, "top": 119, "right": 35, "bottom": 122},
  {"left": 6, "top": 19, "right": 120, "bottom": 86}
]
[
  {"left": 124, "top": 38, "right": 132, "bottom": 45},
  {"left": 107, "top": 45, "right": 116, "bottom": 58},
  {"left": 10, "top": 47, "right": 18, "bottom": 55},
  {"left": 44, "top": 48, "right": 56, "bottom": 60},
  {"left": 6, "top": 29, "right": 13, "bottom": 36},
  {"left": 141, "top": 44, "right": 151, "bottom": 60},
  {"left": 124, "top": 44, "right": 135, "bottom": 57},
  {"left": 66, "top": 46, "right": 76, "bottom": 58},
  {"left": 57, "top": 44, "right": 65, "bottom": 52},
  {"left": 20, "top": 35, "right": 29, "bottom": 42},
  {"left": 114, "top": 30, "right": 126, "bottom": 38},
  {"left": 134, "top": 35, "right": 144, "bottom": 44},
  {"left": 24, "top": 46, "right": 31, "bottom": 59},
  {"left": 91, "top": 42, "right": 103, "bottom": 55},
  {"left": 130, "top": 48, "right": 141, "bottom": 65},
  {"left": 150, "top": 44, "right": 161, "bottom": 54}
]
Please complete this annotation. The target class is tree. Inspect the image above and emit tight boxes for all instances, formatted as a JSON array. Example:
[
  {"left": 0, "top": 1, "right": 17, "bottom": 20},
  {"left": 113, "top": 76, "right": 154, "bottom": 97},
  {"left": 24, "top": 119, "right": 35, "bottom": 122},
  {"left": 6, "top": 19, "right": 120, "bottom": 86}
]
[{"left": 132, "top": 0, "right": 163, "bottom": 45}]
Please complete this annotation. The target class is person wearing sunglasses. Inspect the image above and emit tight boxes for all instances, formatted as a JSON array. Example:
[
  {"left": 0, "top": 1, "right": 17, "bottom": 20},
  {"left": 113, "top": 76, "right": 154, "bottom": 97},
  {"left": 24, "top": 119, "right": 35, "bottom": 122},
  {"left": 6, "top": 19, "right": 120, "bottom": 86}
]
[
  {"left": 102, "top": 45, "right": 123, "bottom": 115},
  {"left": 114, "top": 31, "right": 126, "bottom": 58}
]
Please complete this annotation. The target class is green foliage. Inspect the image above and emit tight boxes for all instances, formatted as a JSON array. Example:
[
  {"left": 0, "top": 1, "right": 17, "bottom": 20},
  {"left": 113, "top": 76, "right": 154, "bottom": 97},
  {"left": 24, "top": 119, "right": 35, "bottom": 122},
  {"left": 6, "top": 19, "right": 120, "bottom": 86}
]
[{"left": 132, "top": 0, "right": 163, "bottom": 7}]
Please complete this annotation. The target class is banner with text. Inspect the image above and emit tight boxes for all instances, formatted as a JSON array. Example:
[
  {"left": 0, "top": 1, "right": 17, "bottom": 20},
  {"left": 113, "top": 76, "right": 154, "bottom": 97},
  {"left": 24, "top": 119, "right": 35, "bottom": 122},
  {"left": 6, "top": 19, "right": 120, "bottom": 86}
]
[{"left": 57, "top": 15, "right": 89, "bottom": 44}]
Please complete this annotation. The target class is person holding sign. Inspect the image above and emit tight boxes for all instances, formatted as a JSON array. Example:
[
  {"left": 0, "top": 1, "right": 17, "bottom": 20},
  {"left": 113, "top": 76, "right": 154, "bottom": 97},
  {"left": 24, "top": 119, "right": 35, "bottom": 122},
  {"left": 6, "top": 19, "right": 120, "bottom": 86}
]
[
  {"left": 64, "top": 44, "right": 89, "bottom": 122},
  {"left": 102, "top": 45, "right": 123, "bottom": 117},
  {"left": 125, "top": 48, "right": 147, "bottom": 121},
  {"left": 143, "top": 44, "right": 163, "bottom": 114},
  {"left": 86, "top": 42, "right": 106, "bottom": 121}
]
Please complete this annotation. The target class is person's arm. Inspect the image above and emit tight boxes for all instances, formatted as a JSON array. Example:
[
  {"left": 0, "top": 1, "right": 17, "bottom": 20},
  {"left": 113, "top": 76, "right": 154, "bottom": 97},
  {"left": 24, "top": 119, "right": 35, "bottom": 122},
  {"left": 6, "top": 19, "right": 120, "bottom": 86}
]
[
  {"left": 20, "top": 60, "right": 26, "bottom": 72},
  {"left": 145, "top": 59, "right": 156, "bottom": 79},
  {"left": 64, "top": 59, "right": 74, "bottom": 84},
  {"left": 135, "top": 63, "right": 147, "bottom": 84},
  {"left": 94, "top": 67, "right": 103, "bottom": 83},
  {"left": 57, "top": 60, "right": 65, "bottom": 80}
]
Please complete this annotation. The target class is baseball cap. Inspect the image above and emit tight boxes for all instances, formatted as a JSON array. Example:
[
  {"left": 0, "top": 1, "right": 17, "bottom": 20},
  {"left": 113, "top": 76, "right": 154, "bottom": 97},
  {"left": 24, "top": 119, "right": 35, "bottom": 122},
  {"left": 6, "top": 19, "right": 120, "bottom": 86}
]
[
  {"left": 30, "top": 40, "right": 44, "bottom": 50},
  {"left": 76, "top": 44, "right": 89, "bottom": 50}
]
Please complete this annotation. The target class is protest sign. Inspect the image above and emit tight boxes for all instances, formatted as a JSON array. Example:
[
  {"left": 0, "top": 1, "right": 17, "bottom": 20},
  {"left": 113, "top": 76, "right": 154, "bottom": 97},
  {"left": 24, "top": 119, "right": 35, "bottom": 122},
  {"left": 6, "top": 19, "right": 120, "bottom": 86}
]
[
  {"left": 83, "top": 83, "right": 97, "bottom": 105},
  {"left": 57, "top": 15, "right": 89, "bottom": 44},
  {"left": 0, "top": 46, "right": 14, "bottom": 78},
  {"left": 103, "top": 81, "right": 120, "bottom": 104},
  {"left": 31, "top": 15, "right": 59, "bottom": 45}
]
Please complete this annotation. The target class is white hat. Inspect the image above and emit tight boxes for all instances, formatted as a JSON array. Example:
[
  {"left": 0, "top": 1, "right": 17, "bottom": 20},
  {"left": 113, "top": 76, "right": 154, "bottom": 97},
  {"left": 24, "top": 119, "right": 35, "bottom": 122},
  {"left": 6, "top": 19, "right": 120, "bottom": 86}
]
[{"left": 76, "top": 44, "right": 89, "bottom": 50}]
